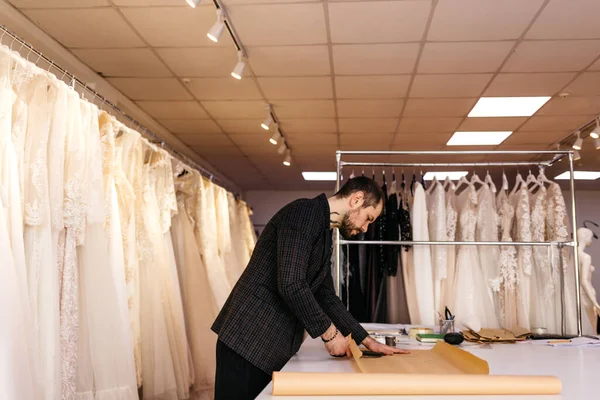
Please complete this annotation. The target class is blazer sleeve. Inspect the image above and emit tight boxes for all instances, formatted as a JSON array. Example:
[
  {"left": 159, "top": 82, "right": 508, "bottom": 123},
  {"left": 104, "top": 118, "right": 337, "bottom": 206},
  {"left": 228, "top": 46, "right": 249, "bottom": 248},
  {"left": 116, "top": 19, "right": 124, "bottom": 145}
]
[
  {"left": 277, "top": 225, "right": 332, "bottom": 338},
  {"left": 315, "top": 267, "right": 369, "bottom": 345}
]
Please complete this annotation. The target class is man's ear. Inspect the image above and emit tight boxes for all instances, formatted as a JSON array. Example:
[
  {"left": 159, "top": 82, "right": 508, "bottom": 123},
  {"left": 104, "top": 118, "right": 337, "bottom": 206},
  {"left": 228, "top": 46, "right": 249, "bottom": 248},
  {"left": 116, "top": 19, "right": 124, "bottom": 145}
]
[{"left": 349, "top": 191, "right": 365, "bottom": 209}]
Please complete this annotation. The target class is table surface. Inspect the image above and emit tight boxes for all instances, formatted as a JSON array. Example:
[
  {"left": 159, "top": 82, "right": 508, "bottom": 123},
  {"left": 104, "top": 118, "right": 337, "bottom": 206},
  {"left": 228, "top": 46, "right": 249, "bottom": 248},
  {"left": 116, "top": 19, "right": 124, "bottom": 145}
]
[{"left": 256, "top": 324, "right": 600, "bottom": 400}]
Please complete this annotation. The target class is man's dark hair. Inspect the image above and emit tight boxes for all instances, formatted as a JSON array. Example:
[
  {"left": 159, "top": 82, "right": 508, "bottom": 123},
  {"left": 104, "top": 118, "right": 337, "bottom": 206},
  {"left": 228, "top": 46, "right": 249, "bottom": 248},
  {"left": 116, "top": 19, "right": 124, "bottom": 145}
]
[{"left": 333, "top": 176, "right": 384, "bottom": 208}]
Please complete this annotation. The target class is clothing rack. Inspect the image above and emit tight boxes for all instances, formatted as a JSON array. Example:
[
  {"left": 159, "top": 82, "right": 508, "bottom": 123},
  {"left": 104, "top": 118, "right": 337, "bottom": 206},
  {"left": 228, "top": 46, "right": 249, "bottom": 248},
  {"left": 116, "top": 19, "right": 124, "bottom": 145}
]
[
  {"left": 0, "top": 24, "right": 239, "bottom": 196},
  {"left": 333, "top": 150, "right": 582, "bottom": 337}
]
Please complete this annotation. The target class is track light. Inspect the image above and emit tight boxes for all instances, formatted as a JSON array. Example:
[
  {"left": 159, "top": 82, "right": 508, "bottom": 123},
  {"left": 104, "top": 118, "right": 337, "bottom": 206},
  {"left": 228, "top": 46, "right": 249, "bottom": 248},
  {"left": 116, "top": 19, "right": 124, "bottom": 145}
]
[
  {"left": 277, "top": 143, "right": 286, "bottom": 155},
  {"left": 595, "top": 137, "right": 600, "bottom": 150},
  {"left": 231, "top": 51, "right": 245, "bottom": 80},
  {"left": 186, "top": 0, "right": 200, "bottom": 8},
  {"left": 572, "top": 131, "right": 583, "bottom": 150},
  {"left": 207, "top": 9, "right": 225, "bottom": 43},
  {"left": 283, "top": 151, "right": 292, "bottom": 167},
  {"left": 261, "top": 105, "right": 273, "bottom": 130},
  {"left": 269, "top": 129, "right": 282, "bottom": 145},
  {"left": 590, "top": 119, "right": 600, "bottom": 139},
  {"left": 574, "top": 149, "right": 581, "bottom": 161}
]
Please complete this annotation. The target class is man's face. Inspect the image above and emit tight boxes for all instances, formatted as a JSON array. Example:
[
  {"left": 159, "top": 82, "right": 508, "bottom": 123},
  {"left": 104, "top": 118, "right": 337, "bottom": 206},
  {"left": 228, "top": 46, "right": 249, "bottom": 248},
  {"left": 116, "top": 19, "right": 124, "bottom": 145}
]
[{"left": 338, "top": 200, "right": 383, "bottom": 239}]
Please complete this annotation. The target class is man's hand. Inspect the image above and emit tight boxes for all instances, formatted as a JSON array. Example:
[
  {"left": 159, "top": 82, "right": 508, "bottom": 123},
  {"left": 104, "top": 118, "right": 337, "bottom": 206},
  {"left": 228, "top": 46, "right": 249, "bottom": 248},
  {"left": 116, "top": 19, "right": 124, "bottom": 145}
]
[
  {"left": 324, "top": 333, "right": 351, "bottom": 357},
  {"left": 362, "top": 336, "right": 410, "bottom": 355}
]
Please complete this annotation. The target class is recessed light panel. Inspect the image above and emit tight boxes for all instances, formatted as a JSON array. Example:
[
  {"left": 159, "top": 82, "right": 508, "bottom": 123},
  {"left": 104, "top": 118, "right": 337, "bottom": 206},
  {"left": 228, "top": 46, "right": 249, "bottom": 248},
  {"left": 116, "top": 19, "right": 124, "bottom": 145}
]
[
  {"left": 468, "top": 97, "right": 551, "bottom": 117},
  {"left": 447, "top": 131, "right": 512, "bottom": 146},
  {"left": 554, "top": 171, "right": 600, "bottom": 180},
  {"left": 302, "top": 172, "right": 337, "bottom": 181},
  {"left": 423, "top": 171, "right": 469, "bottom": 181}
]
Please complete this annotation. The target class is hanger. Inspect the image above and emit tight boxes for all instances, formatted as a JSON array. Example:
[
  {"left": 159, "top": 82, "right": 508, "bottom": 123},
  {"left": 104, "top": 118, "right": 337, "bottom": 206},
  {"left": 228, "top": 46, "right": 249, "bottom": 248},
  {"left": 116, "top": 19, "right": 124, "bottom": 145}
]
[
  {"left": 382, "top": 169, "right": 387, "bottom": 185},
  {"left": 509, "top": 170, "right": 526, "bottom": 197},
  {"left": 485, "top": 170, "right": 497, "bottom": 193},
  {"left": 390, "top": 168, "right": 397, "bottom": 195},
  {"left": 470, "top": 170, "right": 485, "bottom": 188},
  {"left": 443, "top": 175, "right": 456, "bottom": 191},
  {"left": 526, "top": 168, "right": 542, "bottom": 193},
  {"left": 410, "top": 171, "right": 417, "bottom": 196},
  {"left": 502, "top": 169, "right": 509, "bottom": 191},
  {"left": 454, "top": 175, "right": 474, "bottom": 194},
  {"left": 349, "top": 169, "right": 355, "bottom": 179},
  {"left": 426, "top": 175, "right": 439, "bottom": 194},
  {"left": 537, "top": 167, "right": 552, "bottom": 187}
]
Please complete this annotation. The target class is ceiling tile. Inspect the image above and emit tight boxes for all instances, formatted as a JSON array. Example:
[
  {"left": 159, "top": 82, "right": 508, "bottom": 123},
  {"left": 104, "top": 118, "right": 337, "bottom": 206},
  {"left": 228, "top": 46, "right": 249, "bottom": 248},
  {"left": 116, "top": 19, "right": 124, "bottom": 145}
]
[
  {"left": 589, "top": 58, "right": 600, "bottom": 71},
  {"left": 121, "top": 6, "right": 232, "bottom": 47},
  {"left": 229, "top": 134, "right": 271, "bottom": 147},
  {"left": 226, "top": 3, "right": 327, "bottom": 46},
  {"left": 136, "top": 101, "right": 208, "bottom": 119},
  {"left": 11, "top": 0, "right": 108, "bottom": 7},
  {"left": 23, "top": 8, "right": 143, "bottom": 48},
  {"left": 247, "top": 46, "right": 330, "bottom": 76},
  {"left": 393, "top": 132, "right": 451, "bottom": 146},
  {"left": 526, "top": 0, "right": 600, "bottom": 40},
  {"left": 217, "top": 119, "right": 265, "bottom": 134},
  {"left": 160, "top": 119, "right": 222, "bottom": 134},
  {"left": 156, "top": 47, "right": 245, "bottom": 78},
  {"left": 502, "top": 131, "right": 568, "bottom": 146},
  {"left": 238, "top": 145, "right": 280, "bottom": 156},
  {"left": 113, "top": 0, "right": 186, "bottom": 5},
  {"left": 281, "top": 119, "right": 337, "bottom": 134},
  {"left": 340, "top": 133, "right": 393, "bottom": 145},
  {"left": 410, "top": 74, "right": 492, "bottom": 98},
  {"left": 186, "top": 78, "right": 262, "bottom": 101},
  {"left": 484, "top": 72, "right": 577, "bottom": 96},
  {"left": 328, "top": 1, "right": 430, "bottom": 43},
  {"left": 459, "top": 117, "right": 527, "bottom": 131},
  {"left": 428, "top": 0, "right": 543, "bottom": 41},
  {"left": 564, "top": 72, "right": 600, "bottom": 96},
  {"left": 536, "top": 97, "right": 600, "bottom": 116},
  {"left": 201, "top": 101, "right": 267, "bottom": 119},
  {"left": 340, "top": 140, "right": 392, "bottom": 151},
  {"left": 222, "top": 0, "right": 318, "bottom": 3},
  {"left": 337, "top": 100, "right": 403, "bottom": 118},
  {"left": 418, "top": 42, "right": 514, "bottom": 73},
  {"left": 335, "top": 76, "right": 410, "bottom": 99},
  {"left": 519, "top": 115, "right": 594, "bottom": 131},
  {"left": 286, "top": 133, "right": 338, "bottom": 146},
  {"left": 108, "top": 78, "right": 192, "bottom": 100},
  {"left": 258, "top": 77, "right": 333, "bottom": 100},
  {"left": 177, "top": 132, "right": 232, "bottom": 146},
  {"left": 403, "top": 98, "right": 477, "bottom": 117},
  {"left": 503, "top": 40, "right": 600, "bottom": 72},
  {"left": 397, "top": 117, "right": 462, "bottom": 133},
  {"left": 271, "top": 100, "right": 335, "bottom": 118},
  {"left": 338, "top": 118, "right": 398, "bottom": 133},
  {"left": 72, "top": 49, "right": 170, "bottom": 77},
  {"left": 333, "top": 44, "right": 419, "bottom": 75},
  {"left": 190, "top": 146, "right": 243, "bottom": 157}
]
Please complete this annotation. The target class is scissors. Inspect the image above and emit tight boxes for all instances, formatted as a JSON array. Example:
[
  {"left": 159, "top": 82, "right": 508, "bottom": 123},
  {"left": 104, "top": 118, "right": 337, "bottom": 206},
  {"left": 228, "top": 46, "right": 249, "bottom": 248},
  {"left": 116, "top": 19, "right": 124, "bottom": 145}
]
[{"left": 445, "top": 307, "right": 455, "bottom": 321}]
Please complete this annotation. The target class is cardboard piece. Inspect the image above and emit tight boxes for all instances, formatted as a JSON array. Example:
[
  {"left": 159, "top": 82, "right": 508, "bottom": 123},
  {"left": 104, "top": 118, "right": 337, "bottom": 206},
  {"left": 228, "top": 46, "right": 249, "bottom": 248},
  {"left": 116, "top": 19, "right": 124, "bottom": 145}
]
[{"left": 463, "top": 327, "right": 531, "bottom": 343}]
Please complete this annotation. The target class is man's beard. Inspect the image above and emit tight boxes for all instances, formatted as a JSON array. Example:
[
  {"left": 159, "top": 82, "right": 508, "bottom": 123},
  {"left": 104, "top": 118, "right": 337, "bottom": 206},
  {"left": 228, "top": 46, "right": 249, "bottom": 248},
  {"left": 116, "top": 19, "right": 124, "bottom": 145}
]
[{"left": 338, "top": 211, "right": 361, "bottom": 239}]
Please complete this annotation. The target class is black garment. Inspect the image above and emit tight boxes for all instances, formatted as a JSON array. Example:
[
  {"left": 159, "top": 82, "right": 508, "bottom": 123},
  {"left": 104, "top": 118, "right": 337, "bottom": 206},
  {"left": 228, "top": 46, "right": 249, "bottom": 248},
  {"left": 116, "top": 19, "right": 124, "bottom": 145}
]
[
  {"left": 385, "top": 192, "right": 399, "bottom": 276},
  {"left": 212, "top": 194, "right": 369, "bottom": 374},
  {"left": 215, "top": 340, "right": 271, "bottom": 400},
  {"left": 398, "top": 195, "right": 412, "bottom": 252}
]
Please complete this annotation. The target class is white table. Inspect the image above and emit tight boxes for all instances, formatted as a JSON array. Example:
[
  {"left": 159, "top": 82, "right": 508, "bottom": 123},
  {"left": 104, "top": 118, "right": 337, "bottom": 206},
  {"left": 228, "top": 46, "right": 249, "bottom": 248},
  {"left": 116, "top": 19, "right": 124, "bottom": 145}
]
[{"left": 256, "top": 324, "right": 600, "bottom": 399}]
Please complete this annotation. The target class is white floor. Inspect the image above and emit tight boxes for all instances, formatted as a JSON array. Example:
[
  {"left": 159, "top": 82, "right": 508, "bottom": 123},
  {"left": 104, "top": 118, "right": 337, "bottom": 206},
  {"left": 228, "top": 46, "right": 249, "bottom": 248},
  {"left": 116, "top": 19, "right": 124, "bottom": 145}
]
[{"left": 256, "top": 324, "right": 600, "bottom": 399}]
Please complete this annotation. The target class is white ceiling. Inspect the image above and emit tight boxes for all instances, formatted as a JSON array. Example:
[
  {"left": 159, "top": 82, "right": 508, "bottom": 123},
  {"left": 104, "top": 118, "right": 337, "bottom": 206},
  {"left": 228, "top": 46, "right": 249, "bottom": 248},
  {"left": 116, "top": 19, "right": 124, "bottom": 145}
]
[{"left": 8, "top": 0, "right": 600, "bottom": 190}]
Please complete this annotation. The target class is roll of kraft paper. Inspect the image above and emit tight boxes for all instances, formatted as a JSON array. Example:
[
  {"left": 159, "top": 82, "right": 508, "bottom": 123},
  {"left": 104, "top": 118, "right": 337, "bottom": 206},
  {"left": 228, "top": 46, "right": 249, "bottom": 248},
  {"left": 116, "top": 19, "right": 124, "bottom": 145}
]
[{"left": 272, "top": 373, "right": 562, "bottom": 396}]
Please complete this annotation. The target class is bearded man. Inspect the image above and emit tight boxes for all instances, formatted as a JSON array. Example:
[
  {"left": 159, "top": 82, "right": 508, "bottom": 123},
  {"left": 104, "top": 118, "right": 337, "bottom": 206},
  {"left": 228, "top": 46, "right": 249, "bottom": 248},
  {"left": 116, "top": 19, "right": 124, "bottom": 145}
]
[{"left": 211, "top": 176, "right": 406, "bottom": 400}]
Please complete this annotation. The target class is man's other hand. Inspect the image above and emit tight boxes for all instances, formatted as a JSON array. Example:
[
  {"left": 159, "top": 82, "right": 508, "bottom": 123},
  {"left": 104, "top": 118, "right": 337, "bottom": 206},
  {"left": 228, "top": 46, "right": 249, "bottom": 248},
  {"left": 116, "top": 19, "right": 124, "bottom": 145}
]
[
  {"left": 325, "top": 333, "right": 351, "bottom": 357},
  {"left": 362, "top": 336, "right": 410, "bottom": 355}
]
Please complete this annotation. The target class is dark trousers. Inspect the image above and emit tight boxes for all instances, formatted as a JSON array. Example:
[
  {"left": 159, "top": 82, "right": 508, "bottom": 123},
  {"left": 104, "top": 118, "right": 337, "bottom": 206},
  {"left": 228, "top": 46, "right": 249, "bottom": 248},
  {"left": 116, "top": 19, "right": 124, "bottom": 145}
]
[{"left": 215, "top": 340, "right": 272, "bottom": 400}]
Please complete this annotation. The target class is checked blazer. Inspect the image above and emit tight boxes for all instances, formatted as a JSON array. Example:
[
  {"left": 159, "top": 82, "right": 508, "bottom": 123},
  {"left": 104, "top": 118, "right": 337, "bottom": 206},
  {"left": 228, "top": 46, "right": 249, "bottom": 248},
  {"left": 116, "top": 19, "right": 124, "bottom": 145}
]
[{"left": 211, "top": 194, "right": 369, "bottom": 374}]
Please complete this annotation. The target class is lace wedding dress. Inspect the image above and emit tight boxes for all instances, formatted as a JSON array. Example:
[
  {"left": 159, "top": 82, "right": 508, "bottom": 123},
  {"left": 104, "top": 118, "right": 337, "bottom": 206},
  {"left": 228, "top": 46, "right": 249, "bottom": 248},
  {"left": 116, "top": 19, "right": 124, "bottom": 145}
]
[
  {"left": 171, "top": 167, "right": 217, "bottom": 400},
  {"left": 453, "top": 186, "right": 497, "bottom": 330},
  {"left": 440, "top": 186, "right": 457, "bottom": 316},
  {"left": 0, "top": 46, "right": 38, "bottom": 400},
  {"left": 510, "top": 186, "right": 533, "bottom": 330},
  {"left": 426, "top": 180, "right": 447, "bottom": 315},
  {"left": 409, "top": 182, "right": 435, "bottom": 325},
  {"left": 476, "top": 184, "right": 501, "bottom": 327},
  {"left": 496, "top": 189, "right": 518, "bottom": 329}
]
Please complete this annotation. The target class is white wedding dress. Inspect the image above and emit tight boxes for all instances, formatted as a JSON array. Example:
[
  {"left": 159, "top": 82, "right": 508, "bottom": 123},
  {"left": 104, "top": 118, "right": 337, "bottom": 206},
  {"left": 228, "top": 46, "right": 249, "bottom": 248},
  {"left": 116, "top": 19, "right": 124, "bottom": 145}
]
[
  {"left": 496, "top": 189, "right": 518, "bottom": 329},
  {"left": 440, "top": 186, "right": 457, "bottom": 316},
  {"left": 409, "top": 183, "right": 435, "bottom": 325},
  {"left": 510, "top": 186, "right": 533, "bottom": 331},
  {"left": 453, "top": 185, "right": 497, "bottom": 330},
  {"left": 476, "top": 184, "right": 501, "bottom": 327},
  {"left": 426, "top": 180, "right": 447, "bottom": 315}
]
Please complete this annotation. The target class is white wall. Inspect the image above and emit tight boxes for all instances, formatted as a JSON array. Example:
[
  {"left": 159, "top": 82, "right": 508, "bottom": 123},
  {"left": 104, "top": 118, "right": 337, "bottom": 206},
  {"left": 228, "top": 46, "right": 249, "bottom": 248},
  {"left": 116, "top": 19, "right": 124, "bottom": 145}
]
[{"left": 246, "top": 189, "right": 600, "bottom": 303}]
